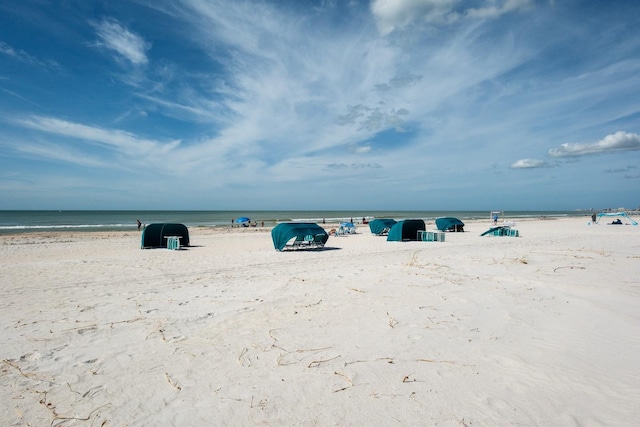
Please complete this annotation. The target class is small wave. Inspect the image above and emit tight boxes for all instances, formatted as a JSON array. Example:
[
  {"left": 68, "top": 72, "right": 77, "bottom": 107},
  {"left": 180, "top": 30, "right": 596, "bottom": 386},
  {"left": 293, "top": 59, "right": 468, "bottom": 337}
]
[{"left": 0, "top": 224, "right": 135, "bottom": 230}]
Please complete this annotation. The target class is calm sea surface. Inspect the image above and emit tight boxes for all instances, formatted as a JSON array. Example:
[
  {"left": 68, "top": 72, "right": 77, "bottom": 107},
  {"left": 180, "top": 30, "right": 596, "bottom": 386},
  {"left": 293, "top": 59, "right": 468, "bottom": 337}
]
[{"left": 0, "top": 210, "right": 591, "bottom": 234}]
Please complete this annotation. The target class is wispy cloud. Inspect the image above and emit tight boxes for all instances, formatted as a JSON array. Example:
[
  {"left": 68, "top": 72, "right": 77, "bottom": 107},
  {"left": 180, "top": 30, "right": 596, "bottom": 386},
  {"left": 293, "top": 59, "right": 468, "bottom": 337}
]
[
  {"left": 510, "top": 158, "right": 553, "bottom": 169},
  {"left": 14, "top": 139, "right": 109, "bottom": 168},
  {"left": 325, "top": 162, "right": 383, "bottom": 171},
  {"left": 0, "top": 87, "right": 41, "bottom": 107},
  {"left": 605, "top": 165, "right": 636, "bottom": 173},
  {"left": 336, "top": 105, "right": 410, "bottom": 131},
  {"left": 466, "top": 0, "right": 533, "bottom": 19},
  {"left": 370, "top": 0, "right": 533, "bottom": 35},
  {"left": 548, "top": 131, "right": 640, "bottom": 158},
  {"left": 0, "top": 41, "right": 59, "bottom": 70},
  {"left": 13, "top": 115, "right": 179, "bottom": 156},
  {"left": 93, "top": 19, "right": 150, "bottom": 65},
  {"left": 604, "top": 165, "right": 640, "bottom": 179}
]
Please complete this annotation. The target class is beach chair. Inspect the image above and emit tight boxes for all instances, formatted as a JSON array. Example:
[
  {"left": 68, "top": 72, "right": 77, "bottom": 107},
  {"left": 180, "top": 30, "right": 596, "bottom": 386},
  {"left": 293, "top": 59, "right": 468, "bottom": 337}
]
[
  {"left": 284, "top": 235, "right": 305, "bottom": 250},
  {"left": 302, "top": 234, "right": 314, "bottom": 247},
  {"left": 481, "top": 226, "right": 519, "bottom": 237},
  {"left": 313, "top": 234, "right": 326, "bottom": 249}
]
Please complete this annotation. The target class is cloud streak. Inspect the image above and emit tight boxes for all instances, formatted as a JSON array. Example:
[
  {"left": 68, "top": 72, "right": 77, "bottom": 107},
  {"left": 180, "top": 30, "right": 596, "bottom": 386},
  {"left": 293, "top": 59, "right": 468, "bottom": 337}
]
[
  {"left": 370, "top": 0, "right": 533, "bottom": 35},
  {"left": 14, "top": 115, "right": 180, "bottom": 157},
  {"left": 0, "top": 41, "right": 59, "bottom": 70},
  {"left": 93, "top": 19, "right": 150, "bottom": 65},
  {"left": 510, "top": 159, "right": 553, "bottom": 169}
]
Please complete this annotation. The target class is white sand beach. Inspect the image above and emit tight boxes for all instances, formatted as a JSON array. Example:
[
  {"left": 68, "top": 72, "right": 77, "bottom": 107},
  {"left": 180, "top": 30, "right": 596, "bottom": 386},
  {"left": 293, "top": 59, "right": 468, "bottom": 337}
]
[{"left": 1, "top": 217, "right": 639, "bottom": 426}]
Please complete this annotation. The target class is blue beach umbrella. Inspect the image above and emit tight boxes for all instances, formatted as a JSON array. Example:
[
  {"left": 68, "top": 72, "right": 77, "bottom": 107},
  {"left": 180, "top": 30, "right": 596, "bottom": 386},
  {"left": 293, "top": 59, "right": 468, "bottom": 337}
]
[{"left": 236, "top": 217, "right": 250, "bottom": 223}]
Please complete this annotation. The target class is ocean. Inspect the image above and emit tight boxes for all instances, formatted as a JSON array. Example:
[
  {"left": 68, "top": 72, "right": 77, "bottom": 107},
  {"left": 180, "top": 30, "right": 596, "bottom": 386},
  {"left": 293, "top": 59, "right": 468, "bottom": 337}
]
[{"left": 0, "top": 210, "right": 591, "bottom": 234}]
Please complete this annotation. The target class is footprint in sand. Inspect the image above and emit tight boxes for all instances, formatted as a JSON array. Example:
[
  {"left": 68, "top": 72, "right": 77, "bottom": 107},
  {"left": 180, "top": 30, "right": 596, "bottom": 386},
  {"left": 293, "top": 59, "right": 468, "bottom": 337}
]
[{"left": 20, "top": 351, "right": 41, "bottom": 361}]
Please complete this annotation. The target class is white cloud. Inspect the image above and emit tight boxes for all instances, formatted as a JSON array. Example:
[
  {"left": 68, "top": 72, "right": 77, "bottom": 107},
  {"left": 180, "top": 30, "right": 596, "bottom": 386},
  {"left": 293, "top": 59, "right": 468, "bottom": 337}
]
[
  {"left": 370, "top": 0, "right": 532, "bottom": 35},
  {"left": 14, "top": 139, "right": 108, "bottom": 168},
  {"left": 510, "top": 158, "right": 550, "bottom": 169},
  {"left": 370, "top": 0, "right": 457, "bottom": 35},
  {"left": 14, "top": 115, "right": 179, "bottom": 156},
  {"left": 94, "top": 19, "right": 150, "bottom": 65},
  {"left": 548, "top": 131, "right": 640, "bottom": 158},
  {"left": 466, "top": 0, "right": 533, "bottom": 19}
]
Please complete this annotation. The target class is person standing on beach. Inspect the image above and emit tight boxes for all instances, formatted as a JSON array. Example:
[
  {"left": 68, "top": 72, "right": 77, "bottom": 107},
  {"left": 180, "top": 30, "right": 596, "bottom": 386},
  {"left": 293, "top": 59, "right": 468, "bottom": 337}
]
[{"left": 137, "top": 219, "right": 142, "bottom": 231}]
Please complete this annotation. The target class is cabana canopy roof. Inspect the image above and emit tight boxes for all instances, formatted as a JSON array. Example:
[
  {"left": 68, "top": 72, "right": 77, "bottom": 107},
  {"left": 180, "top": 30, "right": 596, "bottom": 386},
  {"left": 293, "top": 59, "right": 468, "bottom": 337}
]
[
  {"left": 435, "top": 217, "right": 465, "bottom": 232},
  {"left": 141, "top": 223, "right": 190, "bottom": 248},
  {"left": 387, "top": 219, "right": 425, "bottom": 241},
  {"left": 271, "top": 223, "right": 329, "bottom": 251},
  {"left": 369, "top": 218, "right": 397, "bottom": 235}
]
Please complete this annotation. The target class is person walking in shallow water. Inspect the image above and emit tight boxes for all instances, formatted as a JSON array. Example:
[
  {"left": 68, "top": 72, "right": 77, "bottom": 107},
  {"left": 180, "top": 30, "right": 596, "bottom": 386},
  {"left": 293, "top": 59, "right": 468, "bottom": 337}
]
[{"left": 137, "top": 219, "right": 142, "bottom": 231}]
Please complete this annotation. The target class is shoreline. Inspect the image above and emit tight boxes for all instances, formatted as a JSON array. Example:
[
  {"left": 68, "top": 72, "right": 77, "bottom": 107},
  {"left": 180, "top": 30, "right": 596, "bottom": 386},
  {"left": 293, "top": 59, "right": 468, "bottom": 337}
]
[
  {"left": 1, "top": 210, "right": 623, "bottom": 236},
  {"left": 0, "top": 214, "right": 603, "bottom": 238}
]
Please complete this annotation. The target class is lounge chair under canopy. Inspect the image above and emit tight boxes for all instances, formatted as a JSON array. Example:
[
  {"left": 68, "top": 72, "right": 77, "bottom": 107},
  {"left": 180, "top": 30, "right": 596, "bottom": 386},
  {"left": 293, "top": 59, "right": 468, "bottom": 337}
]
[{"left": 271, "top": 223, "right": 329, "bottom": 251}]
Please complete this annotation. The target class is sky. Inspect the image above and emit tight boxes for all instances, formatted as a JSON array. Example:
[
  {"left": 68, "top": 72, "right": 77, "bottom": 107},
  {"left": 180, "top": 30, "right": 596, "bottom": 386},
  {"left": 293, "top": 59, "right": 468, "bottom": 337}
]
[{"left": 1, "top": 0, "right": 639, "bottom": 211}]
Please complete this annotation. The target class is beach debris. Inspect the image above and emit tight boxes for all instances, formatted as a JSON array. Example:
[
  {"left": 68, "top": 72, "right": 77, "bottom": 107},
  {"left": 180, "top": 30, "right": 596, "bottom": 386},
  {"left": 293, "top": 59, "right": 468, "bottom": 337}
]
[
  {"left": 238, "top": 347, "right": 251, "bottom": 366},
  {"left": 417, "top": 358, "right": 473, "bottom": 367},
  {"left": 165, "top": 372, "right": 182, "bottom": 391},
  {"left": 307, "top": 355, "right": 340, "bottom": 368},
  {"left": 344, "top": 357, "right": 394, "bottom": 366},
  {"left": 333, "top": 371, "right": 354, "bottom": 392},
  {"left": 387, "top": 312, "right": 398, "bottom": 328},
  {"left": 300, "top": 299, "right": 322, "bottom": 308},
  {"left": 36, "top": 389, "right": 110, "bottom": 426},
  {"left": 553, "top": 266, "right": 586, "bottom": 273},
  {"left": 250, "top": 396, "right": 267, "bottom": 410},
  {"left": 2, "top": 359, "right": 54, "bottom": 384}
]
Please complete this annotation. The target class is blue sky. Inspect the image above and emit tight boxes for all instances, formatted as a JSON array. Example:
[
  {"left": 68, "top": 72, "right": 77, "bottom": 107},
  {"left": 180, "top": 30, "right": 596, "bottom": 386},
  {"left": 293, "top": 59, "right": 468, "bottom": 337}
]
[{"left": 1, "top": 0, "right": 639, "bottom": 211}]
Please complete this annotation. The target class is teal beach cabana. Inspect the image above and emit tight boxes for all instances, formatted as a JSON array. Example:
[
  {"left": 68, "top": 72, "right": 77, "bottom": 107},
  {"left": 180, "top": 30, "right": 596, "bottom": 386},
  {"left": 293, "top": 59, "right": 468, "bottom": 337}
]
[
  {"left": 435, "top": 217, "right": 465, "bottom": 232},
  {"left": 141, "top": 223, "right": 190, "bottom": 248},
  {"left": 271, "top": 223, "right": 329, "bottom": 251},
  {"left": 387, "top": 219, "right": 425, "bottom": 241},
  {"left": 369, "top": 219, "right": 397, "bottom": 235}
]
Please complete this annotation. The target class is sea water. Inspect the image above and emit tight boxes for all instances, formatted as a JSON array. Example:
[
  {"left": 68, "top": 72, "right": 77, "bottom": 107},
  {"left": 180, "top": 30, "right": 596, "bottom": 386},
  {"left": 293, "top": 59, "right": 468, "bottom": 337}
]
[{"left": 0, "top": 210, "right": 588, "bottom": 234}]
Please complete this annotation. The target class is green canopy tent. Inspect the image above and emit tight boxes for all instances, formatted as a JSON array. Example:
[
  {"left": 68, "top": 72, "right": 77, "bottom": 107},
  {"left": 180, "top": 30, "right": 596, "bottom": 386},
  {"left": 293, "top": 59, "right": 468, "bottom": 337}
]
[
  {"left": 435, "top": 217, "right": 465, "bottom": 232},
  {"left": 271, "top": 223, "right": 329, "bottom": 251},
  {"left": 387, "top": 219, "right": 425, "bottom": 241},
  {"left": 141, "top": 223, "right": 190, "bottom": 248},
  {"left": 369, "top": 218, "right": 397, "bottom": 235}
]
